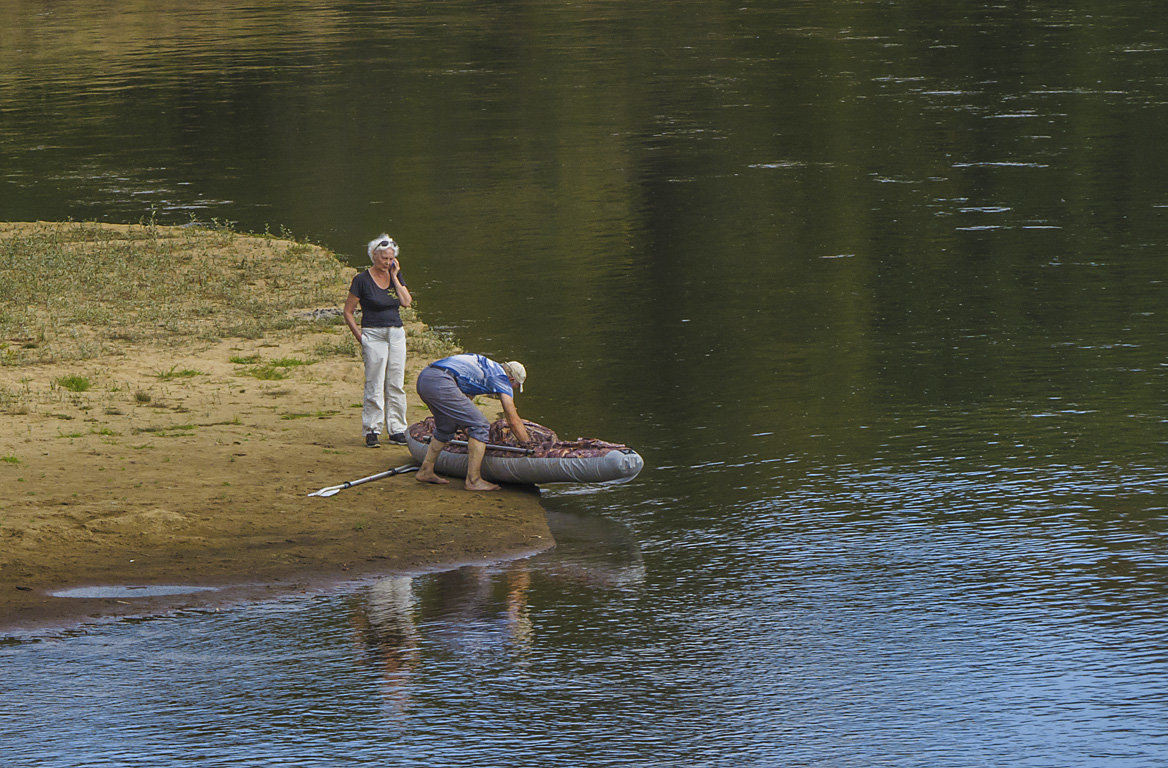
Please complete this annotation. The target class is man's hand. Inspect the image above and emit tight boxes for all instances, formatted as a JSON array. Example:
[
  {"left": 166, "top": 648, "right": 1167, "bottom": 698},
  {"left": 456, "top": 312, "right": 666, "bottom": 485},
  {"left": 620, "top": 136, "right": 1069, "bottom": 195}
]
[{"left": 499, "top": 394, "right": 531, "bottom": 444}]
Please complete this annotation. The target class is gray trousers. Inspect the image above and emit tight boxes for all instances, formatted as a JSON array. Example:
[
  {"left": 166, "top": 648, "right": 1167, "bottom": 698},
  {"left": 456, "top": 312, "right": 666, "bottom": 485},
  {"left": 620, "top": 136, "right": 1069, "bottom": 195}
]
[{"left": 416, "top": 366, "right": 491, "bottom": 443}]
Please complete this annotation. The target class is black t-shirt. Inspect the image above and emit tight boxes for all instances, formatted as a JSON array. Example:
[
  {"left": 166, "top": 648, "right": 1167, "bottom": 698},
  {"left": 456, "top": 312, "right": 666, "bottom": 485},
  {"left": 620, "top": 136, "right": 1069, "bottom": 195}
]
[{"left": 349, "top": 269, "right": 407, "bottom": 327}]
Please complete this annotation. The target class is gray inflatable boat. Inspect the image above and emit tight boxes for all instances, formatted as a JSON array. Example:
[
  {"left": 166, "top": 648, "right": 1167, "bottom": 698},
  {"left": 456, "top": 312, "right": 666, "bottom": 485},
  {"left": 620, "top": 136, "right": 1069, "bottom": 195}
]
[{"left": 405, "top": 418, "right": 644, "bottom": 485}]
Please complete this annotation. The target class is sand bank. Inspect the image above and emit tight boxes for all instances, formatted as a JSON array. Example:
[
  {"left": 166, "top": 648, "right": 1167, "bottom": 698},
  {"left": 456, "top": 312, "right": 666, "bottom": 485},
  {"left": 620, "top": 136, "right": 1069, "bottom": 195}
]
[{"left": 0, "top": 222, "right": 552, "bottom": 633}]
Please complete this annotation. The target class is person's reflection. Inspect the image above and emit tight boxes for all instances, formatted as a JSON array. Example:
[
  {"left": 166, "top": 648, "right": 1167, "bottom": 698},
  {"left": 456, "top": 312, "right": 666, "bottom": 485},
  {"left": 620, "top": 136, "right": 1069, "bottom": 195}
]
[
  {"left": 349, "top": 576, "right": 419, "bottom": 716},
  {"left": 349, "top": 562, "right": 536, "bottom": 716},
  {"left": 423, "top": 563, "right": 534, "bottom": 656},
  {"left": 505, "top": 564, "right": 533, "bottom": 660}
]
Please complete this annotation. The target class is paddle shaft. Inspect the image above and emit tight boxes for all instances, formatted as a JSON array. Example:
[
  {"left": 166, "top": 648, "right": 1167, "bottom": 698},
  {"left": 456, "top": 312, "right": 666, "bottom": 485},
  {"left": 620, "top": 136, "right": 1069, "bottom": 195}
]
[
  {"left": 451, "top": 439, "right": 534, "bottom": 455},
  {"left": 426, "top": 438, "right": 534, "bottom": 455},
  {"left": 309, "top": 464, "right": 419, "bottom": 497}
]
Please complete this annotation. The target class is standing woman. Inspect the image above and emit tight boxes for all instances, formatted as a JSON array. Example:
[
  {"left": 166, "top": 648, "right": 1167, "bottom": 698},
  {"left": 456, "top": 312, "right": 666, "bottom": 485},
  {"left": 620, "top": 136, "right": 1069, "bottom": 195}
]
[{"left": 344, "top": 234, "right": 413, "bottom": 447}]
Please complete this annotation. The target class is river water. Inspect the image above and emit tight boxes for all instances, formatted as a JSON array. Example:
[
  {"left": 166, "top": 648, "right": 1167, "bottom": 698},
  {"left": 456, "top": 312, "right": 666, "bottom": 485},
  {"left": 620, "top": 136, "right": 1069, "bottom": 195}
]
[{"left": 4, "top": 1, "right": 1168, "bottom": 765}]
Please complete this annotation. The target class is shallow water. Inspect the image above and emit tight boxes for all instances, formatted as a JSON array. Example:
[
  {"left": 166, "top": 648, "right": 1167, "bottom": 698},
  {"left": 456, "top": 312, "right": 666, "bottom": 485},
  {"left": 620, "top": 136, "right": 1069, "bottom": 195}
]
[
  {"left": 4, "top": 0, "right": 1168, "bottom": 765},
  {"left": 49, "top": 586, "right": 222, "bottom": 599}
]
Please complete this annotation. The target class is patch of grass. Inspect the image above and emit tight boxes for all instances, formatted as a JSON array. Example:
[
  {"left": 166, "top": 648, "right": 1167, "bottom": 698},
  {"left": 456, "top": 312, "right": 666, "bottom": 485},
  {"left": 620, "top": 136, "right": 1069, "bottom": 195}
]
[
  {"left": 313, "top": 337, "right": 357, "bottom": 359},
  {"left": 156, "top": 366, "right": 204, "bottom": 381},
  {"left": 280, "top": 410, "right": 339, "bottom": 420},
  {"left": 55, "top": 375, "right": 91, "bottom": 392},
  {"left": 410, "top": 332, "right": 461, "bottom": 357},
  {"left": 0, "top": 221, "right": 353, "bottom": 364},
  {"left": 134, "top": 391, "right": 152, "bottom": 403},
  {"left": 133, "top": 423, "right": 198, "bottom": 437},
  {"left": 229, "top": 354, "right": 261, "bottom": 365},
  {"left": 131, "top": 416, "right": 238, "bottom": 435},
  {"left": 1, "top": 454, "right": 18, "bottom": 465},
  {"left": 244, "top": 364, "right": 289, "bottom": 381},
  {"left": 235, "top": 355, "right": 311, "bottom": 381},
  {"left": 0, "top": 383, "right": 29, "bottom": 414}
]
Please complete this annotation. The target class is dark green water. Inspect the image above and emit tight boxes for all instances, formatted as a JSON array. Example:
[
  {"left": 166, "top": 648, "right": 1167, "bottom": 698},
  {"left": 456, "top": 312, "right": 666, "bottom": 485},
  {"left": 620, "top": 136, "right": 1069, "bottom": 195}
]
[{"left": 4, "top": 1, "right": 1168, "bottom": 765}]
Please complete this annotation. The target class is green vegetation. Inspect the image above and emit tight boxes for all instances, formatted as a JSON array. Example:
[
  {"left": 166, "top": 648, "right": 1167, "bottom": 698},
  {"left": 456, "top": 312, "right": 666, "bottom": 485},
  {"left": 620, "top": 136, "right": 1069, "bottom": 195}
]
[
  {"left": 1, "top": 454, "right": 18, "bottom": 464},
  {"left": 156, "top": 366, "right": 204, "bottom": 381},
  {"left": 55, "top": 375, "right": 91, "bottom": 392},
  {"left": 0, "top": 221, "right": 352, "bottom": 365},
  {"left": 234, "top": 355, "right": 312, "bottom": 381},
  {"left": 312, "top": 337, "right": 356, "bottom": 359},
  {"left": 281, "top": 410, "right": 339, "bottom": 420},
  {"left": 0, "top": 382, "right": 30, "bottom": 414},
  {"left": 242, "top": 364, "right": 288, "bottom": 380},
  {"left": 133, "top": 423, "right": 198, "bottom": 436}
]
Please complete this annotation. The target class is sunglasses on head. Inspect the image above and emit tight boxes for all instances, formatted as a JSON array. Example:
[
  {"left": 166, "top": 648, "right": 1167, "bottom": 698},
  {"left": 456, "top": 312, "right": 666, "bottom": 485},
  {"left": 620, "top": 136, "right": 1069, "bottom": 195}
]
[{"left": 378, "top": 239, "right": 396, "bottom": 250}]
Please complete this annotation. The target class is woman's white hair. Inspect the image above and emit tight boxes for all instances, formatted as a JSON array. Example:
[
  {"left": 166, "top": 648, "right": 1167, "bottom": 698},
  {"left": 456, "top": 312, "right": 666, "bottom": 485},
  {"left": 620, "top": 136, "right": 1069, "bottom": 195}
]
[{"left": 367, "top": 234, "right": 399, "bottom": 261}]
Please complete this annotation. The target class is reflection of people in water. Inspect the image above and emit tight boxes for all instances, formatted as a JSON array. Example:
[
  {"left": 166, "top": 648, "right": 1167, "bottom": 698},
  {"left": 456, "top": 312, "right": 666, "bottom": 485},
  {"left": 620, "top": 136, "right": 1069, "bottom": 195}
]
[
  {"left": 505, "top": 566, "right": 533, "bottom": 656},
  {"left": 348, "top": 576, "right": 419, "bottom": 716},
  {"left": 414, "top": 564, "right": 535, "bottom": 661},
  {"left": 349, "top": 510, "right": 644, "bottom": 717},
  {"left": 350, "top": 563, "right": 536, "bottom": 717}
]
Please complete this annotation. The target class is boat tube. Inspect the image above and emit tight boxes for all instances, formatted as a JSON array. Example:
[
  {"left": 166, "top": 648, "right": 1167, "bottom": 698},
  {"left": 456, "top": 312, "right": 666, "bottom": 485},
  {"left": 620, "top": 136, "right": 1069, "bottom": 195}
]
[{"left": 406, "top": 417, "right": 644, "bottom": 485}]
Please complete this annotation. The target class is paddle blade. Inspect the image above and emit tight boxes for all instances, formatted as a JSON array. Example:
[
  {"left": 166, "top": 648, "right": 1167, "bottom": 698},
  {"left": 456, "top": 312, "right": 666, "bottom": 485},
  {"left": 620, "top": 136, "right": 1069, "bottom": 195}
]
[{"left": 308, "top": 464, "right": 418, "bottom": 498}]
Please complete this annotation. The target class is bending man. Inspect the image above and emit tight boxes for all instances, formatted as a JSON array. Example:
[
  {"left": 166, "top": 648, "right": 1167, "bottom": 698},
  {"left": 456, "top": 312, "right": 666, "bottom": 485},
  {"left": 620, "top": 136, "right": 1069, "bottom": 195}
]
[{"left": 415, "top": 354, "right": 531, "bottom": 491}]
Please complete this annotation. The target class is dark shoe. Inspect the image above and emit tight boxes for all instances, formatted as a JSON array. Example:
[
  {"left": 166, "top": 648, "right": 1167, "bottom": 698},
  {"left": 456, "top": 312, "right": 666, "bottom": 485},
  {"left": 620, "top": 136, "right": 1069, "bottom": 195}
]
[
  {"left": 387, "top": 432, "right": 408, "bottom": 446},
  {"left": 365, "top": 432, "right": 380, "bottom": 448}
]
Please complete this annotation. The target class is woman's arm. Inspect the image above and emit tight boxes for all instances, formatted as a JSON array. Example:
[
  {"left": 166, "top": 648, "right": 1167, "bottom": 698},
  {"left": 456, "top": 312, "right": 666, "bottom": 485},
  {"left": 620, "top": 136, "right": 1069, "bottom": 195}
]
[
  {"left": 390, "top": 260, "right": 412, "bottom": 307},
  {"left": 342, "top": 293, "right": 363, "bottom": 342}
]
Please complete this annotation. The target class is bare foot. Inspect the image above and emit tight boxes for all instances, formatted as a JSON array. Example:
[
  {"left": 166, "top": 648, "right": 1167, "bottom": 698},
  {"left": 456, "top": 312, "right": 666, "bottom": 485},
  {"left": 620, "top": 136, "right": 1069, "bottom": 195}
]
[
  {"left": 465, "top": 478, "right": 500, "bottom": 492},
  {"left": 416, "top": 468, "right": 450, "bottom": 485}
]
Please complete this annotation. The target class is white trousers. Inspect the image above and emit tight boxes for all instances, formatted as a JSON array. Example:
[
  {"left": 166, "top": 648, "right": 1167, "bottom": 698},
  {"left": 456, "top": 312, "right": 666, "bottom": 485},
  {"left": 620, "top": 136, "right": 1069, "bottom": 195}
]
[{"left": 360, "top": 326, "right": 407, "bottom": 435}]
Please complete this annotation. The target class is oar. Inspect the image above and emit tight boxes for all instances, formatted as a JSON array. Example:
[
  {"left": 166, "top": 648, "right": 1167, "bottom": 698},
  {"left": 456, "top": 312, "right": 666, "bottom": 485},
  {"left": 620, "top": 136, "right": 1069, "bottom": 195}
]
[
  {"left": 308, "top": 464, "right": 420, "bottom": 497},
  {"left": 425, "top": 438, "right": 535, "bottom": 455}
]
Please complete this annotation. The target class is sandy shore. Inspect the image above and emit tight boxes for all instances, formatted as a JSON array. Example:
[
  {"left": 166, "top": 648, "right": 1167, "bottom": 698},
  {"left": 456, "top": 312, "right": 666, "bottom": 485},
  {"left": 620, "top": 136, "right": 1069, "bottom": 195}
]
[{"left": 0, "top": 223, "right": 552, "bottom": 634}]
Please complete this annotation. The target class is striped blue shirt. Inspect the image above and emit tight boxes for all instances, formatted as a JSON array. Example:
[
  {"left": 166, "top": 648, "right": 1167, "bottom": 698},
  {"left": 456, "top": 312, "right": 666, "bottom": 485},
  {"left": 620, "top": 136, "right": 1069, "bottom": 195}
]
[{"left": 430, "top": 354, "right": 514, "bottom": 398}]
